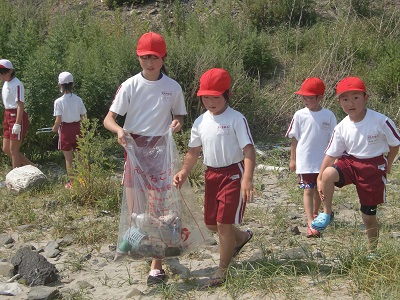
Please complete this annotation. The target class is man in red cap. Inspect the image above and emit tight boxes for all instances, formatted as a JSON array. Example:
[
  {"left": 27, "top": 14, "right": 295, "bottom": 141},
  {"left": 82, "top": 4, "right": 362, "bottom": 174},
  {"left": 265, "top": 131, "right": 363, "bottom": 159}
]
[
  {"left": 173, "top": 68, "right": 256, "bottom": 287},
  {"left": 312, "top": 76, "right": 400, "bottom": 255},
  {"left": 286, "top": 77, "right": 337, "bottom": 237}
]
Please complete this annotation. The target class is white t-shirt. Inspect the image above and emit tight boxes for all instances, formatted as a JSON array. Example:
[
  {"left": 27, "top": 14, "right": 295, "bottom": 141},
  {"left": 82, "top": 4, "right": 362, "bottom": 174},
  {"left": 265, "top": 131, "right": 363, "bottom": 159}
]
[
  {"left": 326, "top": 108, "right": 400, "bottom": 159},
  {"left": 2, "top": 77, "right": 24, "bottom": 109},
  {"left": 189, "top": 106, "right": 254, "bottom": 168},
  {"left": 286, "top": 107, "right": 337, "bottom": 174},
  {"left": 109, "top": 73, "right": 187, "bottom": 136},
  {"left": 53, "top": 93, "right": 87, "bottom": 123}
]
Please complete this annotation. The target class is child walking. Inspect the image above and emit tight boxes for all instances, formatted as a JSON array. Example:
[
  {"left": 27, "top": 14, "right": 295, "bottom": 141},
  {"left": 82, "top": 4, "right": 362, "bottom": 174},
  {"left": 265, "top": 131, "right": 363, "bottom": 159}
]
[
  {"left": 312, "top": 77, "right": 400, "bottom": 252},
  {"left": 285, "top": 77, "right": 337, "bottom": 237},
  {"left": 0, "top": 59, "right": 34, "bottom": 168},
  {"left": 173, "top": 68, "right": 255, "bottom": 287},
  {"left": 52, "top": 71, "right": 87, "bottom": 189},
  {"left": 103, "top": 32, "right": 187, "bottom": 286}
]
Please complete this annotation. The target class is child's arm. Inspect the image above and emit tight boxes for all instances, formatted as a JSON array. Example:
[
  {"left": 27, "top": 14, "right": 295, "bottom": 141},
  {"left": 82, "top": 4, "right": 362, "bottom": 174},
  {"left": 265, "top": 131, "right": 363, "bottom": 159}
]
[
  {"left": 386, "top": 145, "right": 400, "bottom": 174},
  {"left": 173, "top": 146, "right": 201, "bottom": 188},
  {"left": 242, "top": 144, "right": 256, "bottom": 203},
  {"left": 52, "top": 116, "right": 62, "bottom": 133},
  {"left": 171, "top": 115, "right": 184, "bottom": 132},
  {"left": 289, "top": 137, "right": 297, "bottom": 172},
  {"left": 103, "top": 111, "right": 126, "bottom": 147}
]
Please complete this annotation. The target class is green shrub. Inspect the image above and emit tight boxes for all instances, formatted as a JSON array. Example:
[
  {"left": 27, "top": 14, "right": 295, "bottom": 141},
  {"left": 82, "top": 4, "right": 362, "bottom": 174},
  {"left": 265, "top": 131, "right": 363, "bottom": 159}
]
[
  {"left": 70, "top": 118, "right": 121, "bottom": 212},
  {"left": 241, "top": 0, "right": 318, "bottom": 30}
]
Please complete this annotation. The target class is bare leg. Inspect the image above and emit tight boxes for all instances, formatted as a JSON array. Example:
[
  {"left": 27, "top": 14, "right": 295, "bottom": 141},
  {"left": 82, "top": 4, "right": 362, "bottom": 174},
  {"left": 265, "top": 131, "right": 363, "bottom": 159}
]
[
  {"left": 313, "top": 188, "right": 322, "bottom": 216},
  {"left": 303, "top": 188, "right": 315, "bottom": 227},
  {"left": 151, "top": 259, "right": 163, "bottom": 271},
  {"left": 10, "top": 139, "right": 33, "bottom": 168},
  {"left": 362, "top": 213, "right": 379, "bottom": 251},
  {"left": 62, "top": 150, "right": 74, "bottom": 183},
  {"left": 319, "top": 166, "right": 340, "bottom": 215}
]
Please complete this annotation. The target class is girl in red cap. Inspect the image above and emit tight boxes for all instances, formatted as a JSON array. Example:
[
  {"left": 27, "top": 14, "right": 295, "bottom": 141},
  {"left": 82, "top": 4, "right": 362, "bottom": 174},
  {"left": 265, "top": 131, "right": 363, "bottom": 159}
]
[
  {"left": 104, "top": 32, "right": 187, "bottom": 286},
  {"left": 285, "top": 77, "right": 337, "bottom": 237},
  {"left": 173, "top": 68, "right": 256, "bottom": 287},
  {"left": 312, "top": 76, "right": 400, "bottom": 255},
  {"left": 0, "top": 59, "right": 33, "bottom": 168}
]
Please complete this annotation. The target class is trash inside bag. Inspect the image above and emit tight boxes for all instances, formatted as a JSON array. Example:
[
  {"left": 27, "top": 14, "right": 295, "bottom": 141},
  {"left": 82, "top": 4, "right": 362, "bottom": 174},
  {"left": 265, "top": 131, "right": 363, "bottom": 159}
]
[{"left": 114, "top": 130, "right": 211, "bottom": 260}]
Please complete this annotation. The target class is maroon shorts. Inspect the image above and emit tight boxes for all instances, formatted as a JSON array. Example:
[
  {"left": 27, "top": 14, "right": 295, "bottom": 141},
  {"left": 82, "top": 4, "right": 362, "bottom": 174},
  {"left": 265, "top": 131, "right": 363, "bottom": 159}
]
[
  {"left": 58, "top": 122, "right": 81, "bottom": 151},
  {"left": 204, "top": 161, "right": 246, "bottom": 225},
  {"left": 2, "top": 109, "right": 29, "bottom": 141},
  {"left": 333, "top": 154, "right": 387, "bottom": 206},
  {"left": 298, "top": 173, "right": 318, "bottom": 189}
]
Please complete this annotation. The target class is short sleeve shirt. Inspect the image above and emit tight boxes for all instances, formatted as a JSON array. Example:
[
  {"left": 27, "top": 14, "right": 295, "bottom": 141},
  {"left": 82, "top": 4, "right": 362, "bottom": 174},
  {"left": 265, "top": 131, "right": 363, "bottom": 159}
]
[
  {"left": 53, "top": 93, "right": 87, "bottom": 123},
  {"left": 286, "top": 107, "right": 337, "bottom": 173},
  {"left": 189, "top": 106, "right": 254, "bottom": 168},
  {"left": 326, "top": 109, "right": 400, "bottom": 159},
  {"left": 109, "top": 73, "right": 187, "bottom": 136},
  {"left": 2, "top": 77, "right": 24, "bottom": 109}
]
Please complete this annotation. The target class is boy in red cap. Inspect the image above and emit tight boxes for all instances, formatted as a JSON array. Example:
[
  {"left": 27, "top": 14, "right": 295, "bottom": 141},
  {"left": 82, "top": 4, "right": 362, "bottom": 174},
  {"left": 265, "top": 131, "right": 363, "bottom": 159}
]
[
  {"left": 173, "top": 68, "right": 256, "bottom": 287},
  {"left": 104, "top": 32, "right": 187, "bottom": 286},
  {"left": 0, "top": 59, "right": 34, "bottom": 168},
  {"left": 286, "top": 77, "right": 337, "bottom": 237},
  {"left": 312, "top": 76, "right": 400, "bottom": 253}
]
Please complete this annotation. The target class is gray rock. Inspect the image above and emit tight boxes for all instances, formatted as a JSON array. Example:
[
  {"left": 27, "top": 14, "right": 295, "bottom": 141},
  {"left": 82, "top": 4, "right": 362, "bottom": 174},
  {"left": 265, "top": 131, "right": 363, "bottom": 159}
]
[
  {"left": 76, "top": 280, "right": 94, "bottom": 289},
  {"left": 0, "top": 282, "right": 22, "bottom": 296},
  {"left": 0, "top": 233, "right": 14, "bottom": 245},
  {"left": 11, "top": 246, "right": 58, "bottom": 286},
  {"left": 280, "top": 247, "right": 309, "bottom": 259},
  {"left": 126, "top": 287, "right": 143, "bottom": 298},
  {"left": 44, "top": 241, "right": 60, "bottom": 258},
  {"left": 27, "top": 286, "right": 59, "bottom": 300},
  {"left": 0, "top": 262, "right": 14, "bottom": 277},
  {"left": 5, "top": 165, "right": 47, "bottom": 192}
]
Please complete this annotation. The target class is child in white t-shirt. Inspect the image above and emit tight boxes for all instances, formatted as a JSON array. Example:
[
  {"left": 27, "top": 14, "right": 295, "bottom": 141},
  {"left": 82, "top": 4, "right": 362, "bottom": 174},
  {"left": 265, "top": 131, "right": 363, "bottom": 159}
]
[
  {"left": 52, "top": 72, "right": 87, "bottom": 189},
  {"left": 312, "top": 77, "right": 400, "bottom": 253},
  {"left": 0, "top": 59, "right": 34, "bottom": 168},
  {"left": 286, "top": 77, "right": 337, "bottom": 237},
  {"left": 103, "top": 32, "right": 187, "bottom": 286},
  {"left": 173, "top": 68, "right": 256, "bottom": 287}
]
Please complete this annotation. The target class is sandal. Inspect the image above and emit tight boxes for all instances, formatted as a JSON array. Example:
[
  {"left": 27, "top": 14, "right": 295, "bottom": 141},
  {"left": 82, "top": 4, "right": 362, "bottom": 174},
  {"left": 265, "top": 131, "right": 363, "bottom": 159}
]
[
  {"left": 232, "top": 229, "right": 253, "bottom": 258},
  {"left": 206, "top": 275, "right": 226, "bottom": 288},
  {"left": 311, "top": 212, "right": 334, "bottom": 232},
  {"left": 307, "top": 226, "right": 320, "bottom": 238}
]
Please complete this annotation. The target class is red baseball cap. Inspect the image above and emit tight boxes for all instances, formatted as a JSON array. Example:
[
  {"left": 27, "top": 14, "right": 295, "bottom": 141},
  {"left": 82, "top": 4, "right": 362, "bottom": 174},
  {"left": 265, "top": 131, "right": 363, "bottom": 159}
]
[
  {"left": 136, "top": 32, "right": 167, "bottom": 58},
  {"left": 336, "top": 77, "right": 366, "bottom": 96},
  {"left": 197, "top": 68, "right": 231, "bottom": 96},
  {"left": 294, "top": 77, "right": 325, "bottom": 96}
]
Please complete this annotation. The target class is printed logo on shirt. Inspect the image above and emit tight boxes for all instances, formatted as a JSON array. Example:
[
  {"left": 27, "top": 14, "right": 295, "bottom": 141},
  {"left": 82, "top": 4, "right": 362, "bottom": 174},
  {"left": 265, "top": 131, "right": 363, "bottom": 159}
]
[
  {"left": 367, "top": 134, "right": 379, "bottom": 145},
  {"left": 217, "top": 124, "right": 230, "bottom": 135},
  {"left": 321, "top": 121, "right": 330, "bottom": 130},
  {"left": 161, "top": 91, "right": 173, "bottom": 101}
]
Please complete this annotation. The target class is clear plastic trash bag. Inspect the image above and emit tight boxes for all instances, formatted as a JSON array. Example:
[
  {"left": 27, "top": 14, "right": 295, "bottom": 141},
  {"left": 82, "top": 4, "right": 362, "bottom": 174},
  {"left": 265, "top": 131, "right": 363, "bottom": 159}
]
[{"left": 114, "top": 129, "right": 211, "bottom": 260}]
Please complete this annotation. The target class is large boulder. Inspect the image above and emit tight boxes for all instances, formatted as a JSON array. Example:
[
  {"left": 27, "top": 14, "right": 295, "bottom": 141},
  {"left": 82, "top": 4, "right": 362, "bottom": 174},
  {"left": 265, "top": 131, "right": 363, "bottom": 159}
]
[
  {"left": 11, "top": 246, "right": 58, "bottom": 286},
  {"left": 5, "top": 165, "right": 47, "bottom": 192}
]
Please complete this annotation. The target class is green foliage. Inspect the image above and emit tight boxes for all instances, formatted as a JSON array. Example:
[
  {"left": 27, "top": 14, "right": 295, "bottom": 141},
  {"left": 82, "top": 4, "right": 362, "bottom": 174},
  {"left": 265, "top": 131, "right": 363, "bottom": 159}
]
[
  {"left": 70, "top": 118, "right": 121, "bottom": 212},
  {"left": 242, "top": 0, "right": 318, "bottom": 30}
]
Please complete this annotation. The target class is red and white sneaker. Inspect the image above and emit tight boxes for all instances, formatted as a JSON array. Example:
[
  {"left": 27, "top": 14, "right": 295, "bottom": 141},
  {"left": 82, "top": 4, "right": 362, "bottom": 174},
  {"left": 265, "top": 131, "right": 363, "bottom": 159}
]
[{"left": 307, "top": 226, "right": 321, "bottom": 238}]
